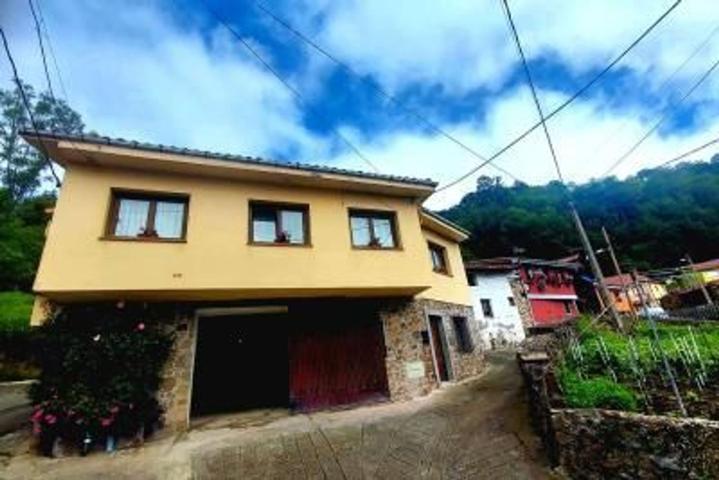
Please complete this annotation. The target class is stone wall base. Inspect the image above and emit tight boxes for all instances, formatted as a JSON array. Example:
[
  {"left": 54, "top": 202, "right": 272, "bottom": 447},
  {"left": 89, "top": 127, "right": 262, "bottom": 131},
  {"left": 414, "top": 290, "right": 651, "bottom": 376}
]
[
  {"left": 157, "top": 297, "right": 484, "bottom": 432},
  {"left": 552, "top": 408, "right": 719, "bottom": 479}
]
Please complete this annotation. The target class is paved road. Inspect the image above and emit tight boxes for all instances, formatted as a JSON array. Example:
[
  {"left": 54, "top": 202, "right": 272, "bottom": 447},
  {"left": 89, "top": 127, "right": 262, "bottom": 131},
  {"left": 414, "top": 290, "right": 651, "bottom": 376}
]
[
  {"left": 191, "top": 351, "right": 552, "bottom": 480},
  {"left": 0, "top": 381, "right": 32, "bottom": 436},
  {"left": 2, "top": 352, "right": 552, "bottom": 479}
]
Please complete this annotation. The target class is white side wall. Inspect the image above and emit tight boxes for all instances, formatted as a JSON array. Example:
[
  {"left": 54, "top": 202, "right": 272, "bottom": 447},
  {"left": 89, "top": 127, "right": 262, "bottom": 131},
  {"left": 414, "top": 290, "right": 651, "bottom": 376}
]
[{"left": 469, "top": 272, "right": 526, "bottom": 349}]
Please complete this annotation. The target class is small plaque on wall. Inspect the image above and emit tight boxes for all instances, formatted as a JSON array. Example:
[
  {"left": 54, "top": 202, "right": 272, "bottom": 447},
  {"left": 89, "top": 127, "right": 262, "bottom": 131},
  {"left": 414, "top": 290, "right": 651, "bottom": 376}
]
[{"left": 405, "top": 361, "right": 426, "bottom": 379}]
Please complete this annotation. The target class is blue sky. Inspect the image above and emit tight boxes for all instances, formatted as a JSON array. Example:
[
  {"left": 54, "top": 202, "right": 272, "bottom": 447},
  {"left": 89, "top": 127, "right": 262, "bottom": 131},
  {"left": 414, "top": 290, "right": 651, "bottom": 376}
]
[{"left": 3, "top": 0, "right": 719, "bottom": 208}]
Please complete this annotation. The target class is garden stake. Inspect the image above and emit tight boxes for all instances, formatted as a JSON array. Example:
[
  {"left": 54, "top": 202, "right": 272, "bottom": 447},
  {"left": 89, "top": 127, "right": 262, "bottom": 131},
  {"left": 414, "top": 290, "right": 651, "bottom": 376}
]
[
  {"left": 646, "top": 319, "right": 687, "bottom": 417},
  {"left": 597, "top": 337, "right": 618, "bottom": 383}
]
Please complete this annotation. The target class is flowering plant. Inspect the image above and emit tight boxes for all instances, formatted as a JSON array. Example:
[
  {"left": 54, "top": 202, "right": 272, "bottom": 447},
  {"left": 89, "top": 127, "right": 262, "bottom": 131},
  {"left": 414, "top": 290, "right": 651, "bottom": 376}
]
[{"left": 29, "top": 303, "right": 173, "bottom": 456}]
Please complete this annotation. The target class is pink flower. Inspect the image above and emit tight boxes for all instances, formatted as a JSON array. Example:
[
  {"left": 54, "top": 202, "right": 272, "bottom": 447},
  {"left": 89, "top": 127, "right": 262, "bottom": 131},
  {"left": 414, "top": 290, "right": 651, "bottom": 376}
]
[
  {"left": 137, "top": 323, "right": 146, "bottom": 331},
  {"left": 100, "top": 418, "right": 113, "bottom": 427},
  {"left": 44, "top": 414, "right": 57, "bottom": 425},
  {"left": 32, "top": 424, "right": 41, "bottom": 435},
  {"left": 31, "top": 409, "right": 43, "bottom": 421},
  {"left": 110, "top": 405, "right": 120, "bottom": 414}
]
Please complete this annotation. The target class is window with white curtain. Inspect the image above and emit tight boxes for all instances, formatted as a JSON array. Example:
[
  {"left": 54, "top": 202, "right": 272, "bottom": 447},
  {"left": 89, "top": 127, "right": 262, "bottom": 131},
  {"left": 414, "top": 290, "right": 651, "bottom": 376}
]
[
  {"left": 108, "top": 191, "right": 188, "bottom": 240},
  {"left": 249, "top": 201, "right": 309, "bottom": 245},
  {"left": 349, "top": 210, "right": 398, "bottom": 248}
]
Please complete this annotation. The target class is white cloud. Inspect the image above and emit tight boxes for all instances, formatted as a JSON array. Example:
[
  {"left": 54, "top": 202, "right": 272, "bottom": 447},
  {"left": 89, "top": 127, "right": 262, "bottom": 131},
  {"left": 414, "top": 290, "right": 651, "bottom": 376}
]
[
  {"left": 1, "top": 0, "right": 331, "bottom": 159},
  {"left": 329, "top": 85, "right": 719, "bottom": 209},
  {"left": 3, "top": 0, "right": 719, "bottom": 213},
  {"left": 295, "top": 0, "right": 719, "bottom": 97}
]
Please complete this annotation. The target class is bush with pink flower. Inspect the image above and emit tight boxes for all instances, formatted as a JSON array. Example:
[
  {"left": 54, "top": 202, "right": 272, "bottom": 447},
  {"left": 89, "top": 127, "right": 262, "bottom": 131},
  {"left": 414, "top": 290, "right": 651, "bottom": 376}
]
[{"left": 29, "top": 303, "right": 174, "bottom": 456}]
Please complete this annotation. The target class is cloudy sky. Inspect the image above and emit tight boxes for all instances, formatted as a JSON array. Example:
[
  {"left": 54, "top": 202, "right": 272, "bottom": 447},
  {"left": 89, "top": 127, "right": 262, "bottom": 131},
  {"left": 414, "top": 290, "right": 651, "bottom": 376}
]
[{"left": 3, "top": 0, "right": 719, "bottom": 208}]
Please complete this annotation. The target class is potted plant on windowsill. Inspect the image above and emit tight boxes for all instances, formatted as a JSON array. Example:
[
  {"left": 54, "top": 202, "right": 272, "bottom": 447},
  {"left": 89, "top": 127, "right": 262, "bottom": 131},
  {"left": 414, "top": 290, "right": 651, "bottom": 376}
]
[
  {"left": 137, "top": 227, "right": 158, "bottom": 238},
  {"left": 367, "top": 236, "right": 382, "bottom": 248},
  {"left": 275, "top": 231, "right": 291, "bottom": 244}
]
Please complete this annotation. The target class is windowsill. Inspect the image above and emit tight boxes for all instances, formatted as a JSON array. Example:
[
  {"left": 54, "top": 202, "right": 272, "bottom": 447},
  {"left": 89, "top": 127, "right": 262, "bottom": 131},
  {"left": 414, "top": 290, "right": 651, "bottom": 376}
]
[
  {"left": 248, "top": 241, "right": 312, "bottom": 248},
  {"left": 351, "top": 245, "right": 403, "bottom": 251},
  {"left": 99, "top": 236, "right": 187, "bottom": 243},
  {"left": 432, "top": 268, "right": 453, "bottom": 277}
]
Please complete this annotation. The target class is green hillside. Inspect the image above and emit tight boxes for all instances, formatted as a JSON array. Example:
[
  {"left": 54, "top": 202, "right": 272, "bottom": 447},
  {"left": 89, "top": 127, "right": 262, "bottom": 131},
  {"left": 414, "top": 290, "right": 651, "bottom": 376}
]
[{"left": 441, "top": 156, "right": 719, "bottom": 271}]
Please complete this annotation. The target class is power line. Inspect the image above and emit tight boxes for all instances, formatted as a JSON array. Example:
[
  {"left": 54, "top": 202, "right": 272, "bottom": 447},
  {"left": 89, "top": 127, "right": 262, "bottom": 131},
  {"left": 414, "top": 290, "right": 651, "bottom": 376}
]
[
  {"left": 602, "top": 55, "right": 719, "bottom": 177},
  {"left": 654, "top": 134, "right": 719, "bottom": 169},
  {"left": 250, "top": 0, "right": 520, "bottom": 183},
  {"left": 33, "top": 0, "right": 71, "bottom": 103},
  {"left": 0, "top": 27, "right": 61, "bottom": 186},
  {"left": 435, "top": 0, "right": 683, "bottom": 193},
  {"left": 499, "top": 0, "right": 624, "bottom": 331},
  {"left": 27, "top": 0, "right": 54, "bottom": 98},
  {"left": 200, "top": 1, "right": 380, "bottom": 174},
  {"left": 499, "top": 0, "right": 565, "bottom": 184},
  {"left": 591, "top": 20, "right": 719, "bottom": 158}
]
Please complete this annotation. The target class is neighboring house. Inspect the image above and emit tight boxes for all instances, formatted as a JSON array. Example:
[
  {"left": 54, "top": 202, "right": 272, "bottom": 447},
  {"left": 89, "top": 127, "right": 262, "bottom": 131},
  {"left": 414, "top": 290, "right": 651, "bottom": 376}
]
[
  {"left": 466, "top": 257, "right": 580, "bottom": 332},
  {"left": 690, "top": 258, "right": 719, "bottom": 285},
  {"left": 24, "top": 131, "right": 483, "bottom": 432},
  {"left": 603, "top": 273, "right": 667, "bottom": 314},
  {"left": 465, "top": 261, "right": 526, "bottom": 349}
]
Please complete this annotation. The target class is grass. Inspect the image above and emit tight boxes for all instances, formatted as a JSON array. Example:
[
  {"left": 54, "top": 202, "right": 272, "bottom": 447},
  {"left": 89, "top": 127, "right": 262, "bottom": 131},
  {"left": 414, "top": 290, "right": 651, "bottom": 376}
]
[
  {"left": 560, "top": 371, "right": 638, "bottom": 411},
  {"left": 0, "top": 291, "right": 33, "bottom": 332}
]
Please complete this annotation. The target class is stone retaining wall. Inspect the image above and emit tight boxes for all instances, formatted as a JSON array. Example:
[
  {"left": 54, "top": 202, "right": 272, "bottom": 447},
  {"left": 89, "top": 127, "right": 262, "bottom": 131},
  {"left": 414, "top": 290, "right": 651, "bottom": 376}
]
[{"left": 552, "top": 408, "right": 719, "bottom": 479}]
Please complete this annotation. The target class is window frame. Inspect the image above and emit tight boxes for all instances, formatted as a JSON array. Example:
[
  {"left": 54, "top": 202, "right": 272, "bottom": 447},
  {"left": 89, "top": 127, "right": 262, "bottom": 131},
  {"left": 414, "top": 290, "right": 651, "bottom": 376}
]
[
  {"left": 480, "top": 298, "right": 494, "bottom": 318},
  {"left": 248, "top": 200, "right": 311, "bottom": 247},
  {"left": 103, "top": 188, "right": 189, "bottom": 243},
  {"left": 347, "top": 208, "right": 401, "bottom": 250},
  {"left": 428, "top": 241, "right": 450, "bottom": 275},
  {"left": 451, "top": 316, "right": 474, "bottom": 354}
]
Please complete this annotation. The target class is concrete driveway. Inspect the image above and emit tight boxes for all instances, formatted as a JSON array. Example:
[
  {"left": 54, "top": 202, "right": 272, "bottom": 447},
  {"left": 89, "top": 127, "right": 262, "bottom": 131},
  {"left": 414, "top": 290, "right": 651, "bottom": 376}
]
[{"left": 1, "top": 352, "right": 553, "bottom": 479}]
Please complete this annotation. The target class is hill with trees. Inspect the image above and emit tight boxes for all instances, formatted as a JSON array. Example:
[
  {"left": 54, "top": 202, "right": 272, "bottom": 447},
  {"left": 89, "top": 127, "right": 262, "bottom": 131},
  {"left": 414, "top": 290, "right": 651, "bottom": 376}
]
[{"left": 441, "top": 157, "right": 719, "bottom": 271}]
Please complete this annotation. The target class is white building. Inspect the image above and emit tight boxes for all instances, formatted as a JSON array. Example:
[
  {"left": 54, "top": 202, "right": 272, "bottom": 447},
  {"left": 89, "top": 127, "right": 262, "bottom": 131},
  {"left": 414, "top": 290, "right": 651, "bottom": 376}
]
[{"left": 467, "top": 268, "right": 526, "bottom": 349}]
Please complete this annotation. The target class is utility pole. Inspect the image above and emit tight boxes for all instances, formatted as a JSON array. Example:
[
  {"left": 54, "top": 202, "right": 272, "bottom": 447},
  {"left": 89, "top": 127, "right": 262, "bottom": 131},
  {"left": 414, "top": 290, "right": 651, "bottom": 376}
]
[
  {"left": 570, "top": 204, "right": 623, "bottom": 331},
  {"left": 684, "top": 254, "right": 714, "bottom": 306},
  {"left": 602, "top": 227, "right": 637, "bottom": 319},
  {"left": 631, "top": 269, "right": 687, "bottom": 417}
]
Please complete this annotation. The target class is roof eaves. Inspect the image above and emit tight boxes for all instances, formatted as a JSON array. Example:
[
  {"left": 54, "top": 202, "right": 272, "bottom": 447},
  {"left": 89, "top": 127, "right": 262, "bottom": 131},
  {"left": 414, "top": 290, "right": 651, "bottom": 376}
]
[
  {"left": 21, "top": 130, "right": 438, "bottom": 188},
  {"left": 420, "top": 208, "right": 471, "bottom": 236}
]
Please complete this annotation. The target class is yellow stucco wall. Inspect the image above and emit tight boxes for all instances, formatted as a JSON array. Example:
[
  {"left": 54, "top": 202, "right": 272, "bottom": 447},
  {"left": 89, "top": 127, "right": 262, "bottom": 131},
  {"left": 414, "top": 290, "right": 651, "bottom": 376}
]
[
  {"left": 418, "top": 229, "right": 471, "bottom": 306},
  {"left": 34, "top": 163, "right": 470, "bottom": 306}
]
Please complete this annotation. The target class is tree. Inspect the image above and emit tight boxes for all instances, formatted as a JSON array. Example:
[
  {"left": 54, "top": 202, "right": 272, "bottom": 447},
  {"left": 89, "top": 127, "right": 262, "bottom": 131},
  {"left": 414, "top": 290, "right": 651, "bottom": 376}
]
[
  {"left": 0, "top": 81, "right": 83, "bottom": 203},
  {"left": 441, "top": 158, "right": 719, "bottom": 270}
]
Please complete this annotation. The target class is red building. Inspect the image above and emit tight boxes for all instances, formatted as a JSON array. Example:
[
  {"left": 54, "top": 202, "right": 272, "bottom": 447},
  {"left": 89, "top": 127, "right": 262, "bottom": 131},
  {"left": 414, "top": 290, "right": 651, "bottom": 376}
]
[
  {"left": 466, "top": 256, "right": 580, "bottom": 327},
  {"left": 518, "top": 258, "right": 580, "bottom": 325}
]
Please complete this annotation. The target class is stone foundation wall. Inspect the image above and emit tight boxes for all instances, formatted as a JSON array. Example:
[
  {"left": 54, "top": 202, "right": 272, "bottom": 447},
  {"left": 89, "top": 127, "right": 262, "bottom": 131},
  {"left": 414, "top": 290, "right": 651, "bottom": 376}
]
[
  {"left": 156, "top": 297, "right": 485, "bottom": 432},
  {"left": 380, "top": 298, "right": 484, "bottom": 402},
  {"left": 552, "top": 408, "right": 719, "bottom": 479},
  {"left": 157, "top": 309, "right": 196, "bottom": 433},
  {"left": 509, "top": 277, "right": 534, "bottom": 329},
  {"left": 380, "top": 299, "right": 437, "bottom": 401}
]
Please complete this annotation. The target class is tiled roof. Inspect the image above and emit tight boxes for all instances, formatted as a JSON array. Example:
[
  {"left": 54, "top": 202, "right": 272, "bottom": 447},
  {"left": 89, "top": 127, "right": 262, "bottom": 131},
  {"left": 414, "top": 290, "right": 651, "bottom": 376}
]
[
  {"left": 690, "top": 258, "right": 719, "bottom": 272},
  {"left": 465, "top": 256, "right": 581, "bottom": 271},
  {"left": 23, "top": 130, "right": 438, "bottom": 188},
  {"left": 420, "top": 208, "right": 471, "bottom": 236}
]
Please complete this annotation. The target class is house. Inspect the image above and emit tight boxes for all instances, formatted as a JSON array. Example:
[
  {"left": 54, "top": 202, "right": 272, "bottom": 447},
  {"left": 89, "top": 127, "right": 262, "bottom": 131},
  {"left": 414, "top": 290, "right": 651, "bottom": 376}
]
[
  {"left": 689, "top": 258, "right": 719, "bottom": 285},
  {"left": 603, "top": 273, "right": 667, "bottom": 314},
  {"left": 23, "top": 131, "right": 483, "bottom": 431},
  {"left": 464, "top": 260, "right": 527, "bottom": 348},
  {"left": 466, "top": 257, "right": 580, "bottom": 332}
]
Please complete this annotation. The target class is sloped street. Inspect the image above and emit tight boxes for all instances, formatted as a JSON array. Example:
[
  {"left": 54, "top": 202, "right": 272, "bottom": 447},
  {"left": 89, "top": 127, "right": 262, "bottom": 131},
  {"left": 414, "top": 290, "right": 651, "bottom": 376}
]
[{"left": 2, "top": 352, "right": 552, "bottom": 479}]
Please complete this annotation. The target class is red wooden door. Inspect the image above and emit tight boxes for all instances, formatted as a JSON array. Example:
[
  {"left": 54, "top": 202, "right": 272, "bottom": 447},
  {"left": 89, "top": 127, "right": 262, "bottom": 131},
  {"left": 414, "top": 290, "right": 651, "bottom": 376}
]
[{"left": 289, "top": 319, "right": 388, "bottom": 411}]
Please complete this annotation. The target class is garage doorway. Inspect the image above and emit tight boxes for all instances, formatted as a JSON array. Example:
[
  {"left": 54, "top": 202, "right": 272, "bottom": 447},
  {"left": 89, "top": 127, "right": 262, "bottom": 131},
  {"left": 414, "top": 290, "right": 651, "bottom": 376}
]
[{"left": 190, "top": 310, "right": 289, "bottom": 417}]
